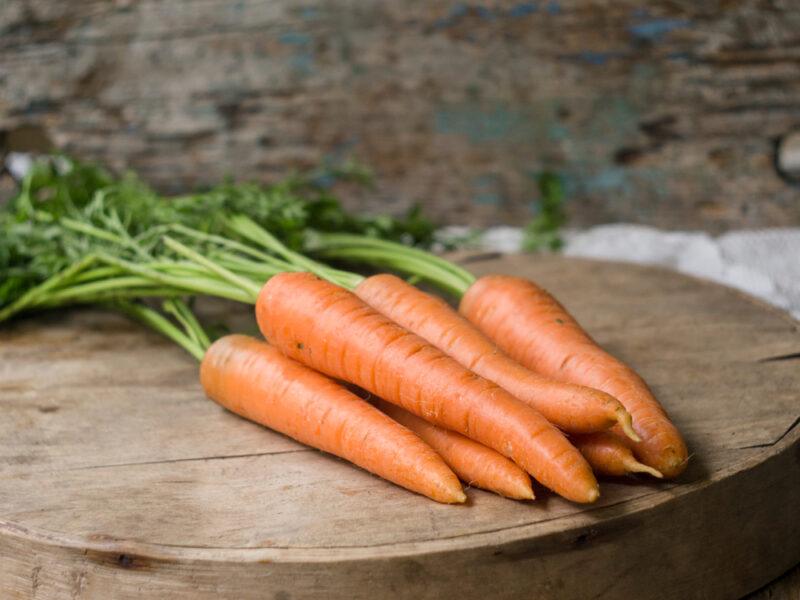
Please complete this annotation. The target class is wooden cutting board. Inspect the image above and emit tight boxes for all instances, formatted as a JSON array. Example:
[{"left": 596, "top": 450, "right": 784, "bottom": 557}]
[{"left": 1, "top": 256, "right": 798, "bottom": 599}]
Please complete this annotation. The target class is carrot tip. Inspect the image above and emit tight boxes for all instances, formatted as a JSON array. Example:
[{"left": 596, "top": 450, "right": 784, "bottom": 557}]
[
  {"left": 624, "top": 458, "right": 663, "bottom": 479},
  {"left": 511, "top": 484, "right": 535, "bottom": 501},
  {"left": 659, "top": 453, "right": 689, "bottom": 479},
  {"left": 451, "top": 490, "right": 468, "bottom": 504},
  {"left": 616, "top": 407, "right": 641, "bottom": 442},
  {"left": 585, "top": 487, "right": 600, "bottom": 503}
]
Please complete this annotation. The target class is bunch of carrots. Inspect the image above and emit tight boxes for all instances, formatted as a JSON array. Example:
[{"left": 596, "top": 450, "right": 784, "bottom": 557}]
[{"left": 0, "top": 159, "right": 688, "bottom": 504}]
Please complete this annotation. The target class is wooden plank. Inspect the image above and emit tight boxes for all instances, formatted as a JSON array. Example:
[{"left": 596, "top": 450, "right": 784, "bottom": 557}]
[
  {"left": 0, "top": 310, "right": 300, "bottom": 476},
  {"left": 2, "top": 1, "right": 800, "bottom": 229}
]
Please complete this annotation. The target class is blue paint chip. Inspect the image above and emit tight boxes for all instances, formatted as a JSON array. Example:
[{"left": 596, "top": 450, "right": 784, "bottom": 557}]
[
  {"left": 430, "top": 2, "right": 539, "bottom": 31},
  {"left": 572, "top": 51, "right": 621, "bottom": 66},
  {"left": 279, "top": 31, "right": 312, "bottom": 45},
  {"left": 586, "top": 167, "right": 629, "bottom": 192},
  {"left": 279, "top": 31, "right": 314, "bottom": 74},
  {"left": 474, "top": 192, "right": 502, "bottom": 205},
  {"left": 475, "top": 6, "right": 495, "bottom": 20},
  {"left": 289, "top": 52, "right": 315, "bottom": 74},
  {"left": 473, "top": 174, "right": 503, "bottom": 205},
  {"left": 435, "top": 105, "right": 524, "bottom": 142},
  {"left": 547, "top": 123, "right": 569, "bottom": 141},
  {"left": 628, "top": 18, "right": 690, "bottom": 41},
  {"left": 667, "top": 51, "right": 691, "bottom": 61},
  {"left": 432, "top": 3, "right": 469, "bottom": 29},
  {"left": 311, "top": 173, "right": 335, "bottom": 189},
  {"left": 451, "top": 4, "right": 470, "bottom": 18},
  {"left": 508, "top": 2, "right": 538, "bottom": 17},
  {"left": 545, "top": 1, "right": 561, "bottom": 15}
]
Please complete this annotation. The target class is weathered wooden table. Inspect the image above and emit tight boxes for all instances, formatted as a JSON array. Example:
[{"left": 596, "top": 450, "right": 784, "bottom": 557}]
[
  {"left": 4, "top": 2, "right": 800, "bottom": 232},
  {"left": 1, "top": 256, "right": 798, "bottom": 599}
]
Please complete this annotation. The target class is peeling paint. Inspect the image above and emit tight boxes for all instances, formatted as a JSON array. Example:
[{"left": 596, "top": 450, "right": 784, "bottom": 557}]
[
  {"left": 667, "top": 51, "right": 691, "bottom": 62},
  {"left": 278, "top": 31, "right": 314, "bottom": 75},
  {"left": 545, "top": 1, "right": 561, "bottom": 16},
  {"left": 279, "top": 31, "right": 312, "bottom": 46},
  {"left": 474, "top": 6, "right": 495, "bottom": 20},
  {"left": 435, "top": 103, "right": 531, "bottom": 143},
  {"left": 431, "top": 2, "right": 541, "bottom": 31},
  {"left": 434, "top": 99, "right": 575, "bottom": 157},
  {"left": 569, "top": 51, "right": 621, "bottom": 66},
  {"left": 559, "top": 164, "right": 674, "bottom": 221},
  {"left": 587, "top": 167, "right": 629, "bottom": 192},
  {"left": 634, "top": 168, "right": 671, "bottom": 201},
  {"left": 300, "top": 6, "right": 319, "bottom": 20},
  {"left": 508, "top": 3, "right": 539, "bottom": 17},
  {"left": 628, "top": 18, "right": 690, "bottom": 41},
  {"left": 289, "top": 53, "right": 314, "bottom": 74},
  {"left": 587, "top": 96, "right": 639, "bottom": 145},
  {"left": 547, "top": 123, "right": 569, "bottom": 141},
  {"left": 473, "top": 173, "right": 503, "bottom": 205},
  {"left": 431, "top": 4, "right": 469, "bottom": 30},
  {"left": 324, "top": 137, "right": 360, "bottom": 165},
  {"left": 560, "top": 166, "right": 630, "bottom": 197},
  {"left": 551, "top": 93, "right": 653, "bottom": 207}
]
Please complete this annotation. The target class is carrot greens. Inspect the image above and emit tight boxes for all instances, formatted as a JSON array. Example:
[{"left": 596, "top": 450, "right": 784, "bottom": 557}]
[{"left": 0, "top": 157, "right": 434, "bottom": 321}]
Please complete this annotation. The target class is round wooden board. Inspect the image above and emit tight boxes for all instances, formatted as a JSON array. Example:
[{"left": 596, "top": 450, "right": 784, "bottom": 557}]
[{"left": 1, "top": 256, "right": 798, "bottom": 600}]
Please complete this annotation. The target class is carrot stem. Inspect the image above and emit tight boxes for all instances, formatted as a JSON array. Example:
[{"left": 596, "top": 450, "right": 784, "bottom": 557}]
[
  {"left": 311, "top": 232, "right": 475, "bottom": 295},
  {"left": 0, "top": 255, "right": 98, "bottom": 322},
  {"left": 162, "top": 298, "right": 211, "bottom": 349},
  {"left": 33, "top": 276, "right": 164, "bottom": 301},
  {"left": 94, "top": 253, "right": 256, "bottom": 303},
  {"left": 69, "top": 266, "right": 127, "bottom": 283},
  {"left": 39, "top": 288, "right": 185, "bottom": 306},
  {"left": 113, "top": 300, "right": 207, "bottom": 361},
  {"left": 162, "top": 237, "right": 262, "bottom": 300},
  {"left": 227, "top": 215, "right": 364, "bottom": 290},
  {"left": 313, "top": 244, "right": 470, "bottom": 297},
  {"left": 167, "top": 223, "right": 296, "bottom": 271}
]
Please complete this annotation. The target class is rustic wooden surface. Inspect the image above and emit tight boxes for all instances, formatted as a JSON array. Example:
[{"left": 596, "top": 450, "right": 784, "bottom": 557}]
[
  {"left": 1, "top": 256, "right": 799, "bottom": 599},
  {"left": 2, "top": 1, "right": 800, "bottom": 230},
  {"left": 747, "top": 564, "right": 800, "bottom": 600}
]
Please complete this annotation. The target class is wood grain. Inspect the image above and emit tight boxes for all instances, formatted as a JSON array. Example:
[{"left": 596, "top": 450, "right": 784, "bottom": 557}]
[
  {"left": 2, "top": 1, "right": 800, "bottom": 229},
  {"left": 0, "top": 256, "right": 799, "bottom": 598}
]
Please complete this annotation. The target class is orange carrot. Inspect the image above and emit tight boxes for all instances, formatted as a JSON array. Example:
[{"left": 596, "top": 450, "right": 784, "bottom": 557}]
[
  {"left": 200, "top": 334, "right": 466, "bottom": 504},
  {"left": 460, "top": 275, "right": 688, "bottom": 478},
  {"left": 572, "top": 432, "right": 662, "bottom": 479},
  {"left": 256, "top": 272, "right": 599, "bottom": 503},
  {"left": 355, "top": 273, "right": 637, "bottom": 439},
  {"left": 376, "top": 399, "right": 534, "bottom": 500}
]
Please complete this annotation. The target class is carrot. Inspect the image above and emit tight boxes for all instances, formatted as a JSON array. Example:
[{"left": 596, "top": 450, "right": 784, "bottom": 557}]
[
  {"left": 572, "top": 432, "right": 662, "bottom": 479},
  {"left": 355, "top": 273, "right": 637, "bottom": 439},
  {"left": 256, "top": 272, "right": 600, "bottom": 503},
  {"left": 460, "top": 275, "right": 688, "bottom": 478},
  {"left": 200, "top": 334, "right": 466, "bottom": 504},
  {"left": 376, "top": 399, "right": 534, "bottom": 500}
]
